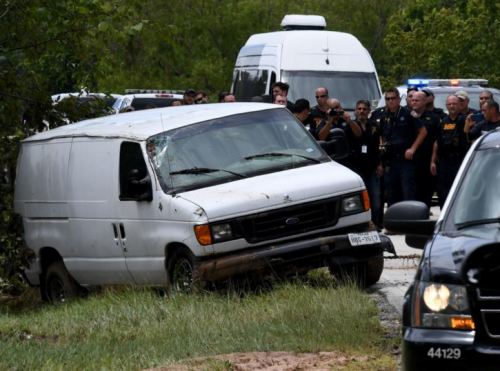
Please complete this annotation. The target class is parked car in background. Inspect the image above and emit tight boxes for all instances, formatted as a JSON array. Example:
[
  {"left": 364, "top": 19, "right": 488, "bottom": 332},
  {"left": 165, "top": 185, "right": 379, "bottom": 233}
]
[
  {"left": 112, "top": 89, "right": 184, "bottom": 113},
  {"left": 377, "top": 79, "right": 500, "bottom": 111},
  {"left": 385, "top": 129, "right": 500, "bottom": 371},
  {"left": 14, "top": 103, "right": 394, "bottom": 303}
]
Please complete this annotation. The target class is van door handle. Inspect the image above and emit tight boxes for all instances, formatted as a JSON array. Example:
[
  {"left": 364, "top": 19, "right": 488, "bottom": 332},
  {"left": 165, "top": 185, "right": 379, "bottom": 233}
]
[
  {"left": 112, "top": 223, "right": 119, "bottom": 239},
  {"left": 119, "top": 223, "right": 126, "bottom": 240}
]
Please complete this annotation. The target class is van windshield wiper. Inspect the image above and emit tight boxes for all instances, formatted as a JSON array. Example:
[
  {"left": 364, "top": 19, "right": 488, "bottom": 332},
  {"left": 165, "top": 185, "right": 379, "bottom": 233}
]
[
  {"left": 170, "top": 167, "right": 246, "bottom": 178},
  {"left": 456, "top": 218, "right": 500, "bottom": 230},
  {"left": 244, "top": 152, "right": 321, "bottom": 163}
]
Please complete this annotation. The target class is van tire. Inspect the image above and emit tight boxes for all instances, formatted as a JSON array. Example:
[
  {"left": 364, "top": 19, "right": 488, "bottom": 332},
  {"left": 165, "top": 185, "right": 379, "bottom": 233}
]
[
  {"left": 328, "top": 255, "right": 384, "bottom": 287},
  {"left": 167, "top": 248, "right": 202, "bottom": 293},
  {"left": 362, "top": 255, "right": 384, "bottom": 287},
  {"left": 45, "top": 261, "right": 81, "bottom": 304}
]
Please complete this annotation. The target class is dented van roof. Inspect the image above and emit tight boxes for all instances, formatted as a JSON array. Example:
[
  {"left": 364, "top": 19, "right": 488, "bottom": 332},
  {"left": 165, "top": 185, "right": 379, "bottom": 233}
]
[{"left": 23, "top": 103, "right": 282, "bottom": 143}]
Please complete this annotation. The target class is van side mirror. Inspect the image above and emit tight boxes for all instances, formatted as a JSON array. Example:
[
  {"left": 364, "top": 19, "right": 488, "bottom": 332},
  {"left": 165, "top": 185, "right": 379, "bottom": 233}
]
[
  {"left": 384, "top": 201, "right": 436, "bottom": 249},
  {"left": 319, "top": 128, "right": 349, "bottom": 160},
  {"left": 127, "top": 169, "right": 153, "bottom": 202},
  {"left": 462, "top": 243, "right": 500, "bottom": 292}
]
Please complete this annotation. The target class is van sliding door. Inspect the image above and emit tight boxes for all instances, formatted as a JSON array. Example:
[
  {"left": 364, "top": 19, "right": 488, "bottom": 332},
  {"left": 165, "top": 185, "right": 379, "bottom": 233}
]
[{"left": 66, "top": 138, "right": 135, "bottom": 285}]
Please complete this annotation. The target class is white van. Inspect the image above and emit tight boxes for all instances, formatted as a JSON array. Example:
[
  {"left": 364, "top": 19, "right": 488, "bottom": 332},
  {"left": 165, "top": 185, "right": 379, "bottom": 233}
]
[
  {"left": 14, "top": 103, "right": 394, "bottom": 302},
  {"left": 231, "top": 15, "right": 382, "bottom": 111}
]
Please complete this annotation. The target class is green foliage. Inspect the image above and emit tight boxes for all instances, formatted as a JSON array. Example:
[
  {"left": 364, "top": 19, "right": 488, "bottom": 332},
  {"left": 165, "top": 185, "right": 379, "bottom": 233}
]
[{"left": 383, "top": 0, "right": 500, "bottom": 85}]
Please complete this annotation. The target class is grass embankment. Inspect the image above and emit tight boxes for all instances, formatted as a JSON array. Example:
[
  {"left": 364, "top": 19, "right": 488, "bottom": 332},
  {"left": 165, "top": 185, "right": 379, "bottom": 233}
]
[{"left": 0, "top": 275, "right": 397, "bottom": 370}]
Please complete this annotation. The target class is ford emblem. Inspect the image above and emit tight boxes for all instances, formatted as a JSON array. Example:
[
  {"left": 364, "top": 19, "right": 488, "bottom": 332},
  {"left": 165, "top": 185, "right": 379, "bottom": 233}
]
[{"left": 285, "top": 217, "right": 300, "bottom": 225}]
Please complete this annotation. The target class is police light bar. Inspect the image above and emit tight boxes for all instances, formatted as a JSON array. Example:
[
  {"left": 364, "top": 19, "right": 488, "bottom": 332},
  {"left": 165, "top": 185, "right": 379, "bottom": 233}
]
[
  {"left": 426, "top": 79, "right": 489, "bottom": 87},
  {"left": 125, "top": 89, "right": 184, "bottom": 95},
  {"left": 407, "top": 79, "right": 430, "bottom": 87}
]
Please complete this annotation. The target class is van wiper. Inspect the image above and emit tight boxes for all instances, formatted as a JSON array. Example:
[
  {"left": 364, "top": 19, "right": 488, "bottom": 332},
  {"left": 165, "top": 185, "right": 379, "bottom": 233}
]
[
  {"left": 244, "top": 152, "right": 321, "bottom": 163},
  {"left": 170, "top": 167, "right": 246, "bottom": 178},
  {"left": 456, "top": 218, "right": 500, "bottom": 230}
]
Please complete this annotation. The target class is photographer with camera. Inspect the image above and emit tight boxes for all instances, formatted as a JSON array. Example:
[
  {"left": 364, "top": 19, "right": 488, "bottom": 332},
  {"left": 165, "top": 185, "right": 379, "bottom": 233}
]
[
  {"left": 380, "top": 88, "right": 427, "bottom": 207},
  {"left": 316, "top": 99, "right": 361, "bottom": 170},
  {"left": 464, "top": 99, "right": 500, "bottom": 141}
]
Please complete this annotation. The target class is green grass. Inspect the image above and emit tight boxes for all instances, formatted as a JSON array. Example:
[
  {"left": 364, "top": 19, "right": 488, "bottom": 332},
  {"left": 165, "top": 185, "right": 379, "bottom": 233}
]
[{"left": 0, "top": 273, "right": 395, "bottom": 370}]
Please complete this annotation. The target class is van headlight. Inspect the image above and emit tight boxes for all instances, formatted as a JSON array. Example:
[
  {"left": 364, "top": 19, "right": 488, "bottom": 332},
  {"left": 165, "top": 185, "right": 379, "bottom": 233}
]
[
  {"left": 210, "top": 223, "right": 233, "bottom": 242},
  {"left": 413, "top": 281, "right": 475, "bottom": 330},
  {"left": 194, "top": 222, "right": 237, "bottom": 245},
  {"left": 341, "top": 192, "right": 369, "bottom": 215}
]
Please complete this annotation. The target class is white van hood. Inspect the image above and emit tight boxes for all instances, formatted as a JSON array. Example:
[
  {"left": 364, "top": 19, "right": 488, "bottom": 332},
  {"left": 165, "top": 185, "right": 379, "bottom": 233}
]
[{"left": 179, "top": 162, "right": 363, "bottom": 220}]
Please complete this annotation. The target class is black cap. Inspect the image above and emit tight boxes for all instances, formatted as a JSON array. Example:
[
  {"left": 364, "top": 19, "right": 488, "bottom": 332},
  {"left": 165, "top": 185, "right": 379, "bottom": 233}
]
[
  {"left": 407, "top": 86, "right": 418, "bottom": 93},
  {"left": 421, "top": 88, "right": 434, "bottom": 97},
  {"left": 184, "top": 88, "right": 195, "bottom": 96}
]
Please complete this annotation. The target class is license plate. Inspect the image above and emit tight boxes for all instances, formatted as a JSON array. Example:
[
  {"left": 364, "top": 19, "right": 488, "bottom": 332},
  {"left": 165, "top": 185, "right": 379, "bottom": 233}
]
[{"left": 348, "top": 231, "right": 381, "bottom": 246}]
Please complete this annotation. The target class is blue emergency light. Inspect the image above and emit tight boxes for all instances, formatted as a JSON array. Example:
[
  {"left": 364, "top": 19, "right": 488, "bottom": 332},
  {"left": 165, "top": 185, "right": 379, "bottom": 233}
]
[{"left": 407, "top": 79, "right": 430, "bottom": 87}]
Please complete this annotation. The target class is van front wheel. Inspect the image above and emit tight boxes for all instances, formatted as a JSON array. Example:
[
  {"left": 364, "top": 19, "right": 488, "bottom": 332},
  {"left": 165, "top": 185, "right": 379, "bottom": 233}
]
[
  {"left": 45, "top": 261, "right": 81, "bottom": 304},
  {"left": 168, "top": 249, "right": 201, "bottom": 293}
]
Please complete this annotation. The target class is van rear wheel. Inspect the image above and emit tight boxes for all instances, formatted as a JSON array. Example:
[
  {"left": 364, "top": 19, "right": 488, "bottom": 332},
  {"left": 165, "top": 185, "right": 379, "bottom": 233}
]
[
  {"left": 45, "top": 261, "right": 82, "bottom": 304},
  {"left": 168, "top": 249, "right": 202, "bottom": 293}
]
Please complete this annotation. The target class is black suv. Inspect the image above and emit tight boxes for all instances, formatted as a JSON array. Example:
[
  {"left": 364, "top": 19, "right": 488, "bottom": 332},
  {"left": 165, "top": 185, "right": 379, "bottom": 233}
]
[{"left": 385, "top": 129, "right": 500, "bottom": 371}]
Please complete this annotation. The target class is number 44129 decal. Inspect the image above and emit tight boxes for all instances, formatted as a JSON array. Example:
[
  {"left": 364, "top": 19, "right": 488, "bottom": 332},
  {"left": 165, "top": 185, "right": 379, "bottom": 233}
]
[{"left": 427, "top": 348, "right": 461, "bottom": 359}]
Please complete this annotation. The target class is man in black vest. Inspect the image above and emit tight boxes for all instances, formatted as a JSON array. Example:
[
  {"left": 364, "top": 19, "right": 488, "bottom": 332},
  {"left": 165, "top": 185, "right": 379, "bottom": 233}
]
[
  {"left": 379, "top": 87, "right": 427, "bottom": 206},
  {"left": 431, "top": 95, "right": 469, "bottom": 208}
]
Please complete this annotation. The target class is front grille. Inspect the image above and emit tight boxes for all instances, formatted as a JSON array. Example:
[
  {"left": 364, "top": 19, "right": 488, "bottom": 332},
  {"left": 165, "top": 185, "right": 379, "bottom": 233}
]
[
  {"left": 236, "top": 197, "right": 339, "bottom": 243},
  {"left": 482, "top": 311, "right": 500, "bottom": 338}
]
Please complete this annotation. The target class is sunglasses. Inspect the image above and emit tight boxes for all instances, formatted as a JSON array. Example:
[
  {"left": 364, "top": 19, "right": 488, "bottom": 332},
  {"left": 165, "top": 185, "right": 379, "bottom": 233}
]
[
  {"left": 315, "top": 94, "right": 328, "bottom": 99},
  {"left": 195, "top": 98, "right": 204, "bottom": 103},
  {"left": 385, "top": 96, "right": 398, "bottom": 101}
]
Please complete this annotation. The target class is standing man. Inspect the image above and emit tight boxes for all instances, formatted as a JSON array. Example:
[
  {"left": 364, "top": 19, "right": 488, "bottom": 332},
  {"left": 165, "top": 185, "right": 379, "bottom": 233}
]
[
  {"left": 310, "top": 87, "right": 329, "bottom": 126},
  {"left": 183, "top": 89, "right": 196, "bottom": 105},
  {"left": 455, "top": 90, "right": 477, "bottom": 115},
  {"left": 411, "top": 91, "right": 441, "bottom": 209},
  {"left": 380, "top": 87, "right": 427, "bottom": 206},
  {"left": 431, "top": 95, "right": 469, "bottom": 208},
  {"left": 479, "top": 90, "right": 494, "bottom": 106},
  {"left": 293, "top": 99, "right": 317, "bottom": 138},
  {"left": 422, "top": 88, "right": 446, "bottom": 120},
  {"left": 223, "top": 94, "right": 236, "bottom": 103},
  {"left": 464, "top": 100, "right": 500, "bottom": 141},
  {"left": 272, "top": 82, "right": 295, "bottom": 111},
  {"left": 273, "top": 94, "right": 287, "bottom": 107},
  {"left": 194, "top": 90, "right": 209, "bottom": 104},
  {"left": 316, "top": 99, "right": 362, "bottom": 170},
  {"left": 352, "top": 100, "right": 383, "bottom": 228},
  {"left": 406, "top": 86, "right": 417, "bottom": 108}
]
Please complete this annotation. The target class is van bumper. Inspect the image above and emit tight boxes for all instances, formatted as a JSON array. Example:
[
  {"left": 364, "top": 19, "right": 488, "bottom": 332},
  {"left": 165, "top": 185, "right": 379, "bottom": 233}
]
[{"left": 197, "top": 230, "right": 395, "bottom": 282}]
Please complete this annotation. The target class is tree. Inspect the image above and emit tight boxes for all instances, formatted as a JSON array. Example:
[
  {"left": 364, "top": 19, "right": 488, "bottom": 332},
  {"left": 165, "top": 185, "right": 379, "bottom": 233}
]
[{"left": 384, "top": 0, "right": 500, "bottom": 86}]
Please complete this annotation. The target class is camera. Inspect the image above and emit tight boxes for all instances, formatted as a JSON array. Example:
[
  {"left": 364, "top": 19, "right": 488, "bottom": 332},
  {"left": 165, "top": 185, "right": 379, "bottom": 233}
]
[{"left": 328, "top": 109, "right": 344, "bottom": 117}]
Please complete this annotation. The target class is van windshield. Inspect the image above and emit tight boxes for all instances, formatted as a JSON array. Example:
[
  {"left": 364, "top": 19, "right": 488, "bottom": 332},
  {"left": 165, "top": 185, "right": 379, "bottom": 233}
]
[
  {"left": 282, "top": 71, "right": 381, "bottom": 110},
  {"left": 147, "top": 109, "right": 328, "bottom": 194}
]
